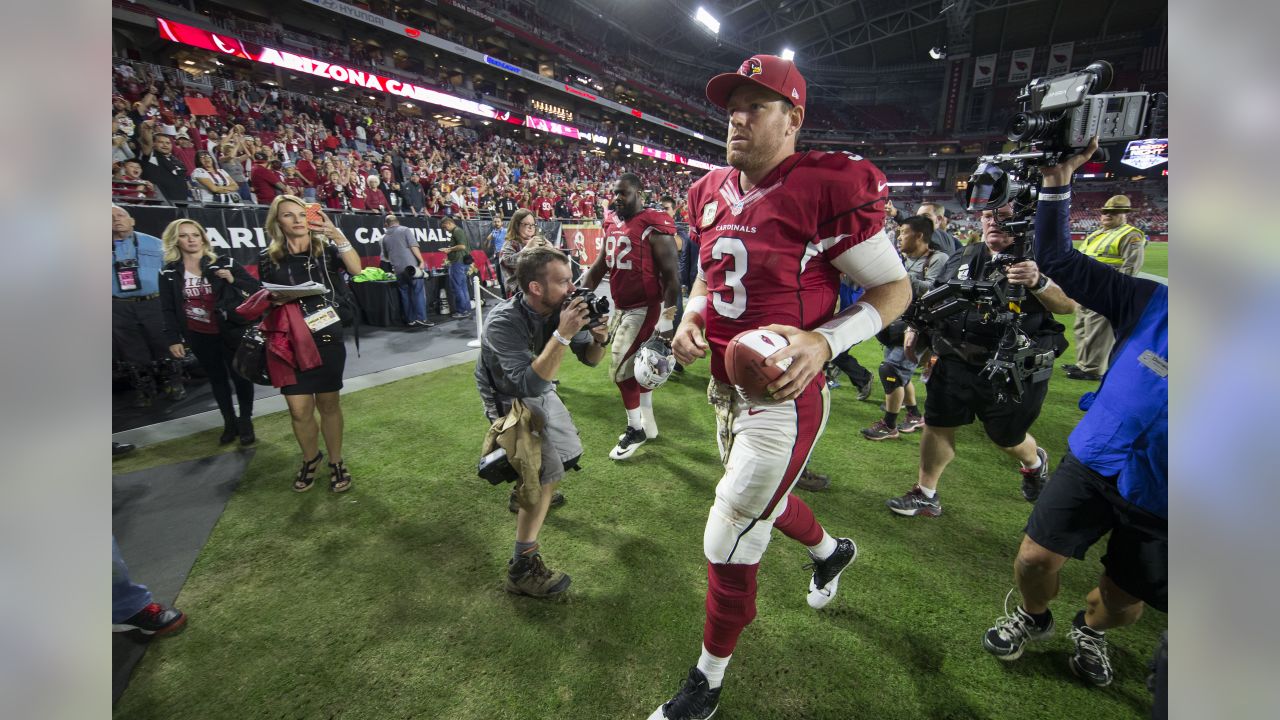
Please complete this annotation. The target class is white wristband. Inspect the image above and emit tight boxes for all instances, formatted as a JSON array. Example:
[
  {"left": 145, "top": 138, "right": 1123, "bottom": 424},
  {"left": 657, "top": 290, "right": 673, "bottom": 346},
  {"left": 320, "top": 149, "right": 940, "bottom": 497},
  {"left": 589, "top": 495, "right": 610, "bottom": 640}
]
[
  {"left": 551, "top": 329, "right": 572, "bottom": 346},
  {"left": 682, "top": 295, "right": 708, "bottom": 324},
  {"left": 814, "top": 301, "right": 883, "bottom": 358}
]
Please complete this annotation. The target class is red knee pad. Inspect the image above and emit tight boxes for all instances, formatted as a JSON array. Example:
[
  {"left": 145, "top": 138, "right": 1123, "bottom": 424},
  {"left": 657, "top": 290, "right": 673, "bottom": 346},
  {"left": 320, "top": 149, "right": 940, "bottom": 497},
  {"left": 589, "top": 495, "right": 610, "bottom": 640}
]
[
  {"left": 774, "top": 494, "right": 824, "bottom": 546},
  {"left": 703, "top": 562, "right": 760, "bottom": 658}
]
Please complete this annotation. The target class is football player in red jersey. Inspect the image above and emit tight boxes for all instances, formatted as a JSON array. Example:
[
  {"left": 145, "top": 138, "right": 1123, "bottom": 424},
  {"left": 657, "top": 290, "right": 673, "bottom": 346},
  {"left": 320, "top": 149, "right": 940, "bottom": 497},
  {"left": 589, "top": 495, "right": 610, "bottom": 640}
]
[
  {"left": 648, "top": 55, "right": 913, "bottom": 720},
  {"left": 582, "top": 173, "right": 681, "bottom": 459}
]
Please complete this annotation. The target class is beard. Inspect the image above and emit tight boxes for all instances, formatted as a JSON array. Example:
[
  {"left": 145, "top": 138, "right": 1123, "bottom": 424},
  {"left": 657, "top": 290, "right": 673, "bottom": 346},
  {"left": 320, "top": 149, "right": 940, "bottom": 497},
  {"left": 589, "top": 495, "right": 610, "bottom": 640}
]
[
  {"left": 726, "top": 139, "right": 780, "bottom": 173},
  {"left": 725, "top": 124, "right": 785, "bottom": 173}
]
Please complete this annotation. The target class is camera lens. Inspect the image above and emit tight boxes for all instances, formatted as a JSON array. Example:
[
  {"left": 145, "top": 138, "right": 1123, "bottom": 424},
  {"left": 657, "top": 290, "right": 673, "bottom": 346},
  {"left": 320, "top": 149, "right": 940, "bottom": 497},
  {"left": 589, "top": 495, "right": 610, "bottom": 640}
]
[{"left": 1006, "top": 112, "right": 1047, "bottom": 142}]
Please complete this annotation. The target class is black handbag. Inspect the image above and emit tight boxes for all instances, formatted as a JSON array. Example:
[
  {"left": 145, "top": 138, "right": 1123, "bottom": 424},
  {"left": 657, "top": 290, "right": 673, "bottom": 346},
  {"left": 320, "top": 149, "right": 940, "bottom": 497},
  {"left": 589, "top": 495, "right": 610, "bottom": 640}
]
[{"left": 232, "top": 321, "right": 272, "bottom": 385}]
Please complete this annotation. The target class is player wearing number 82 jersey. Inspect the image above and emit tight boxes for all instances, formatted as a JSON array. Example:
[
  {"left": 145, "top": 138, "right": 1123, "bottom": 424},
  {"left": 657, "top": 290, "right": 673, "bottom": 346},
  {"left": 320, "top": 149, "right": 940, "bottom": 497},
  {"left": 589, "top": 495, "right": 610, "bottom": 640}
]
[{"left": 582, "top": 173, "right": 681, "bottom": 460}]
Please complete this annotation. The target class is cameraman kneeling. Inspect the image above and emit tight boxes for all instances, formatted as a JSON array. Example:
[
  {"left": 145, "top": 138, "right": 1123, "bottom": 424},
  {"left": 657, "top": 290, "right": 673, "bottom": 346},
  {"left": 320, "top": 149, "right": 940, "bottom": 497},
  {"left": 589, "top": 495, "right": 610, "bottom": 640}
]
[
  {"left": 476, "top": 246, "right": 608, "bottom": 597},
  {"left": 887, "top": 204, "right": 1076, "bottom": 517}
]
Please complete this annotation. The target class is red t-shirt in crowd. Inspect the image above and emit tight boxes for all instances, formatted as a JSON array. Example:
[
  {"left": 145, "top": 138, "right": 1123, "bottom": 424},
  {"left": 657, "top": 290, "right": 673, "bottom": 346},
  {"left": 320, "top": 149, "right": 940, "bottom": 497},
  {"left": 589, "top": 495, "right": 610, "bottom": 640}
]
[
  {"left": 534, "top": 196, "right": 554, "bottom": 220},
  {"left": 295, "top": 159, "right": 320, "bottom": 186},
  {"left": 250, "top": 164, "right": 283, "bottom": 204}
]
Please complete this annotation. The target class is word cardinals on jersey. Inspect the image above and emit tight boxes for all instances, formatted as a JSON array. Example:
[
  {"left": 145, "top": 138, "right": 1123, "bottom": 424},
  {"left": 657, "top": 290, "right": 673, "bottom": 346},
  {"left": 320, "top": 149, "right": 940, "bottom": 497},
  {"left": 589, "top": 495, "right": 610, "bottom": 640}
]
[
  {"left": 690, "top": 150, "right": 889, "bottom": 384},
  {"left": 601, "top": 208, "right": 677, "bottom": 309}
]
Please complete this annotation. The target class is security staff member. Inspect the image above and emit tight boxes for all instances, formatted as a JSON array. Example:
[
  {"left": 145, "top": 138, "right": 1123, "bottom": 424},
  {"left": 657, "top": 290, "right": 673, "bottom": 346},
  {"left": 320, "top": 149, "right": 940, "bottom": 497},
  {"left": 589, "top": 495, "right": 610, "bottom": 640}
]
[
  {"left": 1063, "top": 194, "right": 1147, "bottom": 380},
  {"left": 982, "top": 138, "right": 1167, "bottom": 692},
  {"left": 886, "top": 204, "right": 1077, "bottom": 517},
  {"left": 112, "top": 204, "right": 184, "bottom": 407}
]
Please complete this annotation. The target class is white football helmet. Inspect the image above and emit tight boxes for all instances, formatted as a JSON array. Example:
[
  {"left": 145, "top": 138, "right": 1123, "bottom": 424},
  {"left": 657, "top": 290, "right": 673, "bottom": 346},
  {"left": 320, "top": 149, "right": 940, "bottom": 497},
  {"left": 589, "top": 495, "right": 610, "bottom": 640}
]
[{"left": 634, "top": 335, "right": 676, "bottom": 390}]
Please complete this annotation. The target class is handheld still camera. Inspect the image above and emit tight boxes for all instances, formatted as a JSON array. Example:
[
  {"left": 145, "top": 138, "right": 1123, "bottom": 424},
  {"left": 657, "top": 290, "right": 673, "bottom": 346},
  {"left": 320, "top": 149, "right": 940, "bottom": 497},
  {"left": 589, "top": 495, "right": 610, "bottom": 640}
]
[{"left": 565, "top": 288, "right": 610, "bottom": 329}]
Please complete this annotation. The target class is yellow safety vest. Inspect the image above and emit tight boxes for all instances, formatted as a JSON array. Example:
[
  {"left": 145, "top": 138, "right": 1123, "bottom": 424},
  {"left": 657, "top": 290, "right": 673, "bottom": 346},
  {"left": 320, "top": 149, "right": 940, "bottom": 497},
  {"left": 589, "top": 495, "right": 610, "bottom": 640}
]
[{"left": 1081, "top": 224, "right": 1144, "bottom": 266}]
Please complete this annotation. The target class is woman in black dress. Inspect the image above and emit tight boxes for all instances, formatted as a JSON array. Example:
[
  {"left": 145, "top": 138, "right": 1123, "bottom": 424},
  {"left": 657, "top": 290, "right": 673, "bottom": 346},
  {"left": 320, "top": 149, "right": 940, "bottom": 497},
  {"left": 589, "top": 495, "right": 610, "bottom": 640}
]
[
  {"left": 158, "top": 219, "right": 262, "bottom": 444},
  {"left": 258, "top": 194, "right": 363, "bottom": 493}
]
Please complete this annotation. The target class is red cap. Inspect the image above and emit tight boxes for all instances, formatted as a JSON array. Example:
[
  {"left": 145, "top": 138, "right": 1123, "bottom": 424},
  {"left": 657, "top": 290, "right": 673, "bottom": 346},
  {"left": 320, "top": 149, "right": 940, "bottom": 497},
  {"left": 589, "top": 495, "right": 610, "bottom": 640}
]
[{"left": 706, "top": 54, "right": 806, "bottom": 110}]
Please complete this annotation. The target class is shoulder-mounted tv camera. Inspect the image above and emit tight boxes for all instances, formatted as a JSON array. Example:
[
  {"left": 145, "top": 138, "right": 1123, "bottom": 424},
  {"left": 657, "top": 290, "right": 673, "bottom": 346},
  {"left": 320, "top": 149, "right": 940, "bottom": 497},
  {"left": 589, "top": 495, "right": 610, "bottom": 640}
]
[
  {"left": 909, "top": 60, "right": 1159, "bottom": 402},
  {"left": 967, "top": 60, "right": 1162, "bottom": 232}
]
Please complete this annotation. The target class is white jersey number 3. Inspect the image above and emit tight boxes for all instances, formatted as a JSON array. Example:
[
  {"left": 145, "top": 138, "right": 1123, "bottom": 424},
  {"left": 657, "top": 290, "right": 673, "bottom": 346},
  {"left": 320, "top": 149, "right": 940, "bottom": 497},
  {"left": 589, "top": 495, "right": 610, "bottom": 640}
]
[
  {"left": 604, "top": 235, "right": 633, "bottom": 270},
  {"left": 711, "top": 236, "right": 747, "bottom": 319}
]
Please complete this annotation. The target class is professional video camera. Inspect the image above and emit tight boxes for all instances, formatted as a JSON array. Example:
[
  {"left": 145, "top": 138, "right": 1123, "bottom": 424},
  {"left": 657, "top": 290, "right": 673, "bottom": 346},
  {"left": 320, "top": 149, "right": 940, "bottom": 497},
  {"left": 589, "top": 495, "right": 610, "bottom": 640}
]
[
  {"left": 907, "top": 250, "right": 1055, "bottom": 402},
  {"left": 907, "top": 60, "right": 1159, "bottom": 402},
  {"left": 966, "top": 60, "right": 1162, "bottom": 234}
]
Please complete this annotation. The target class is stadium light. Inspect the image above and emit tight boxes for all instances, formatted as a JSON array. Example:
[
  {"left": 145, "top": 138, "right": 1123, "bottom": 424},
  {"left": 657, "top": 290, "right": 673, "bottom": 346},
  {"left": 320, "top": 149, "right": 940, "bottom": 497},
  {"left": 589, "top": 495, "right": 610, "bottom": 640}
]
[
  {"left": 929, "top": 46, "right": 947, "bottom": 60},
  {"left": 781, "top": 48, "right": 795, "bottom": 61},
  {"left": 695, "top": 7, "right": 720, "bottom": 34}
]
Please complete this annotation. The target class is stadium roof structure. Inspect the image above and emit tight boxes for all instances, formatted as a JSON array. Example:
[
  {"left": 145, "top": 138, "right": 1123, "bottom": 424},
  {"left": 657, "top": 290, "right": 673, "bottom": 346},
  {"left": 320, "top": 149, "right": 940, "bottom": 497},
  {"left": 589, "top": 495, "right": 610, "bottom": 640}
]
[{"left": 553, "top": 0, "right": 1167, "bottom": 108}]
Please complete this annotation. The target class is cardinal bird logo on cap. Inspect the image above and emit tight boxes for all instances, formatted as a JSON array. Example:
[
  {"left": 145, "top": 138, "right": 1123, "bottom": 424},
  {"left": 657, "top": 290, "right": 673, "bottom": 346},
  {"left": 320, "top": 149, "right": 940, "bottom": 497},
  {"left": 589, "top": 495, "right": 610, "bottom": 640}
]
[{"left": 742, "top": 58, "right": 763, "bottom": 77}]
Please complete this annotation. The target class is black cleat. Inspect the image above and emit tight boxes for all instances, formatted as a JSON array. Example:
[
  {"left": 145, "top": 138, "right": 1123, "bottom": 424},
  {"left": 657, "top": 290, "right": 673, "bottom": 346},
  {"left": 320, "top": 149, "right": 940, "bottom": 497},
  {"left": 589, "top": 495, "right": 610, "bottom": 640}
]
[
  {"left": 646, "top": 667, "right": 721, "bottom": 720},
  {"left": 806, "top": 537, "right": 857, "bottom": 609}
]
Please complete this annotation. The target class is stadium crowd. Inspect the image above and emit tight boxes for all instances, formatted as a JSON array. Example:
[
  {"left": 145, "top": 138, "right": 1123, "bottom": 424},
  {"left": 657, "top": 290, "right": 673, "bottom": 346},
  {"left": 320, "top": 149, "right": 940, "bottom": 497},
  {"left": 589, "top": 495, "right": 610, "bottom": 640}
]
[{"left": 112, "top": 60, "right": 698, "bottom": 217}]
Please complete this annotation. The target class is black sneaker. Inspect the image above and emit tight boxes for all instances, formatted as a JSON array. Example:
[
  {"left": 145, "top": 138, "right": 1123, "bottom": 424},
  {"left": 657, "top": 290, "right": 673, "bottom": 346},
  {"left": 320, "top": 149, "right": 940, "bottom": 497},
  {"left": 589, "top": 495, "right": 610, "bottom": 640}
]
[
  {"left": 886, "top": 485, "right": 942, "bottom": 517},
  {"left": 983, "top": 589, "right": 1055, "bottom": 661},
  {"left": 609, "top": 425, "right": 648, "bottom": 460},
  {"left": 795, "top": 468, "right": 830, "bottom": 492},
  {"left": 646, "top": 667, "right": 721, "bottom": 720},
  {"left": 1064, "top": 367, "right": 1102, "bottom": 381},
  {"left": 1068, "top": 610, "right": 1114, "bottom": 687},
  {"left": 861, "top": 419, "right": 900, "bottom": 441},
  {"left": 112, "top": 602, "right": 187, "bottom": 636},
  {"left": 896, "top": 412, "right": 925, "bottom": 433},
  {"left": 1020, "top": 447, "right": 1050, "bottom": 503},
  {"left": 805, "top": 537, "right": 857, "bottom": 609},
  {"left": 855, "top": 375, "right": 874, "bottom": 401}
]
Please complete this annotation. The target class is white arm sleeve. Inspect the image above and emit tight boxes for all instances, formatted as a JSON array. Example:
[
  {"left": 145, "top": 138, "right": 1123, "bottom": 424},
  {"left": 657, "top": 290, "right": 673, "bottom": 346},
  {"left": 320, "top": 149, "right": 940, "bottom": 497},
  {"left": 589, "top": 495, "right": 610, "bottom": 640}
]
[
  {"left": 814, "top": 230, "right": 907, "bottom": 357},
  {"left": 828, "top": 229, "right": 907, "bottom": 289}
]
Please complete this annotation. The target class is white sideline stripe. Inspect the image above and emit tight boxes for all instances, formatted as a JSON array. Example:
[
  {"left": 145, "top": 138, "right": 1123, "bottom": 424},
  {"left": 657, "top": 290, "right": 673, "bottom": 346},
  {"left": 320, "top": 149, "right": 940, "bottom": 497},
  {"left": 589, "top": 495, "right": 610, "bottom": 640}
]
[{"left": 112, "top": 349, "right": 481, "bottom": 448}]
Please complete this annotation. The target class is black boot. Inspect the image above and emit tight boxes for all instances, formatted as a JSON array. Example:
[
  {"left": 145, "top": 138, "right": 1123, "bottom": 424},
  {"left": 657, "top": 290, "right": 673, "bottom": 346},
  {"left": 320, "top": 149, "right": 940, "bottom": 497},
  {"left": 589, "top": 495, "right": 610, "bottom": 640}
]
[
  {"left": 159, "top": 359, "right": 187, "bottom": 401},
  {"left": 237, "top": 415, "right": 256, "bottom": 446},
  {"left": 219, "top": 412, "right": 238, "bottom": 445},
  {"left": 128, "top": 364, "right": 157, "bottom": 408}
]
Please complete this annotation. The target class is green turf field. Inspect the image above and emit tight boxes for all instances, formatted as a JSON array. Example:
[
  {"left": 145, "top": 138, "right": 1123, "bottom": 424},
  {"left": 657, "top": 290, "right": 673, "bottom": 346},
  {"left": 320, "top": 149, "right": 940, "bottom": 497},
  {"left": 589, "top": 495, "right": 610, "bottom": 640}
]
[{"left": 114, "top": 309, "right": 1166, "bottom": 719}]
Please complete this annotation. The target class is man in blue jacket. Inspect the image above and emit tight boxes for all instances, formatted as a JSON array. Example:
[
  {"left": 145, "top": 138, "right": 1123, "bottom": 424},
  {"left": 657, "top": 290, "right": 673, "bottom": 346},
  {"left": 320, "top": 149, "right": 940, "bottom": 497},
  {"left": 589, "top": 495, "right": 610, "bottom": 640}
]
[{"left": 980, "top": 138, "right": 1167, "bottom": 690}]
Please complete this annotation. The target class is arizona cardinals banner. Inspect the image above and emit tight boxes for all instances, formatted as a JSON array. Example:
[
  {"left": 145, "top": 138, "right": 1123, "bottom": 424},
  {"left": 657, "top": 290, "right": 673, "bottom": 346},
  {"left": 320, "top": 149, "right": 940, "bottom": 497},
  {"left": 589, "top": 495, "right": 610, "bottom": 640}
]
[
  {"left": 1008, "top": 48, "right": 1035, "bottom": 83},
  {"left": 1046, "top": 42, "right": 1074, "bottom": 75},
  {"left": 118, "top": 203, "right": 559, "bottom": 277},
  {"left": 973, "top": 54, "right": 997, "bottom": 88}
]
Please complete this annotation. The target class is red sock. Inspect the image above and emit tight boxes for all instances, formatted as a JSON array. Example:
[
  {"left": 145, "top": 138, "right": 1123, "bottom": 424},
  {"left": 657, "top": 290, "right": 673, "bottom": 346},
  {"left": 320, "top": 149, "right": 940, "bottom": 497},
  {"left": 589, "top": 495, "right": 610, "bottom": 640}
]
[
  {"left": 774, "top": 494, "right": 824, "bottom": 546},
  {"left": 618, "top": 377, "right": 641, "bottom": 410},
  {"left": 703, "top": 562, "right": 759, "bottom": 658}
]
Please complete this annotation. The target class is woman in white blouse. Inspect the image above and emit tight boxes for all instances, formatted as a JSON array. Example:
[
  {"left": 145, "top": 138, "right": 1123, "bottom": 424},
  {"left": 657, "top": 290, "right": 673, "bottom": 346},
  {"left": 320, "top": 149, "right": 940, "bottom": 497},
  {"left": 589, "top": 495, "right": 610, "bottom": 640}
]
[{"left": 191, "top": 150, "right": 240, "bottom": 204}]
